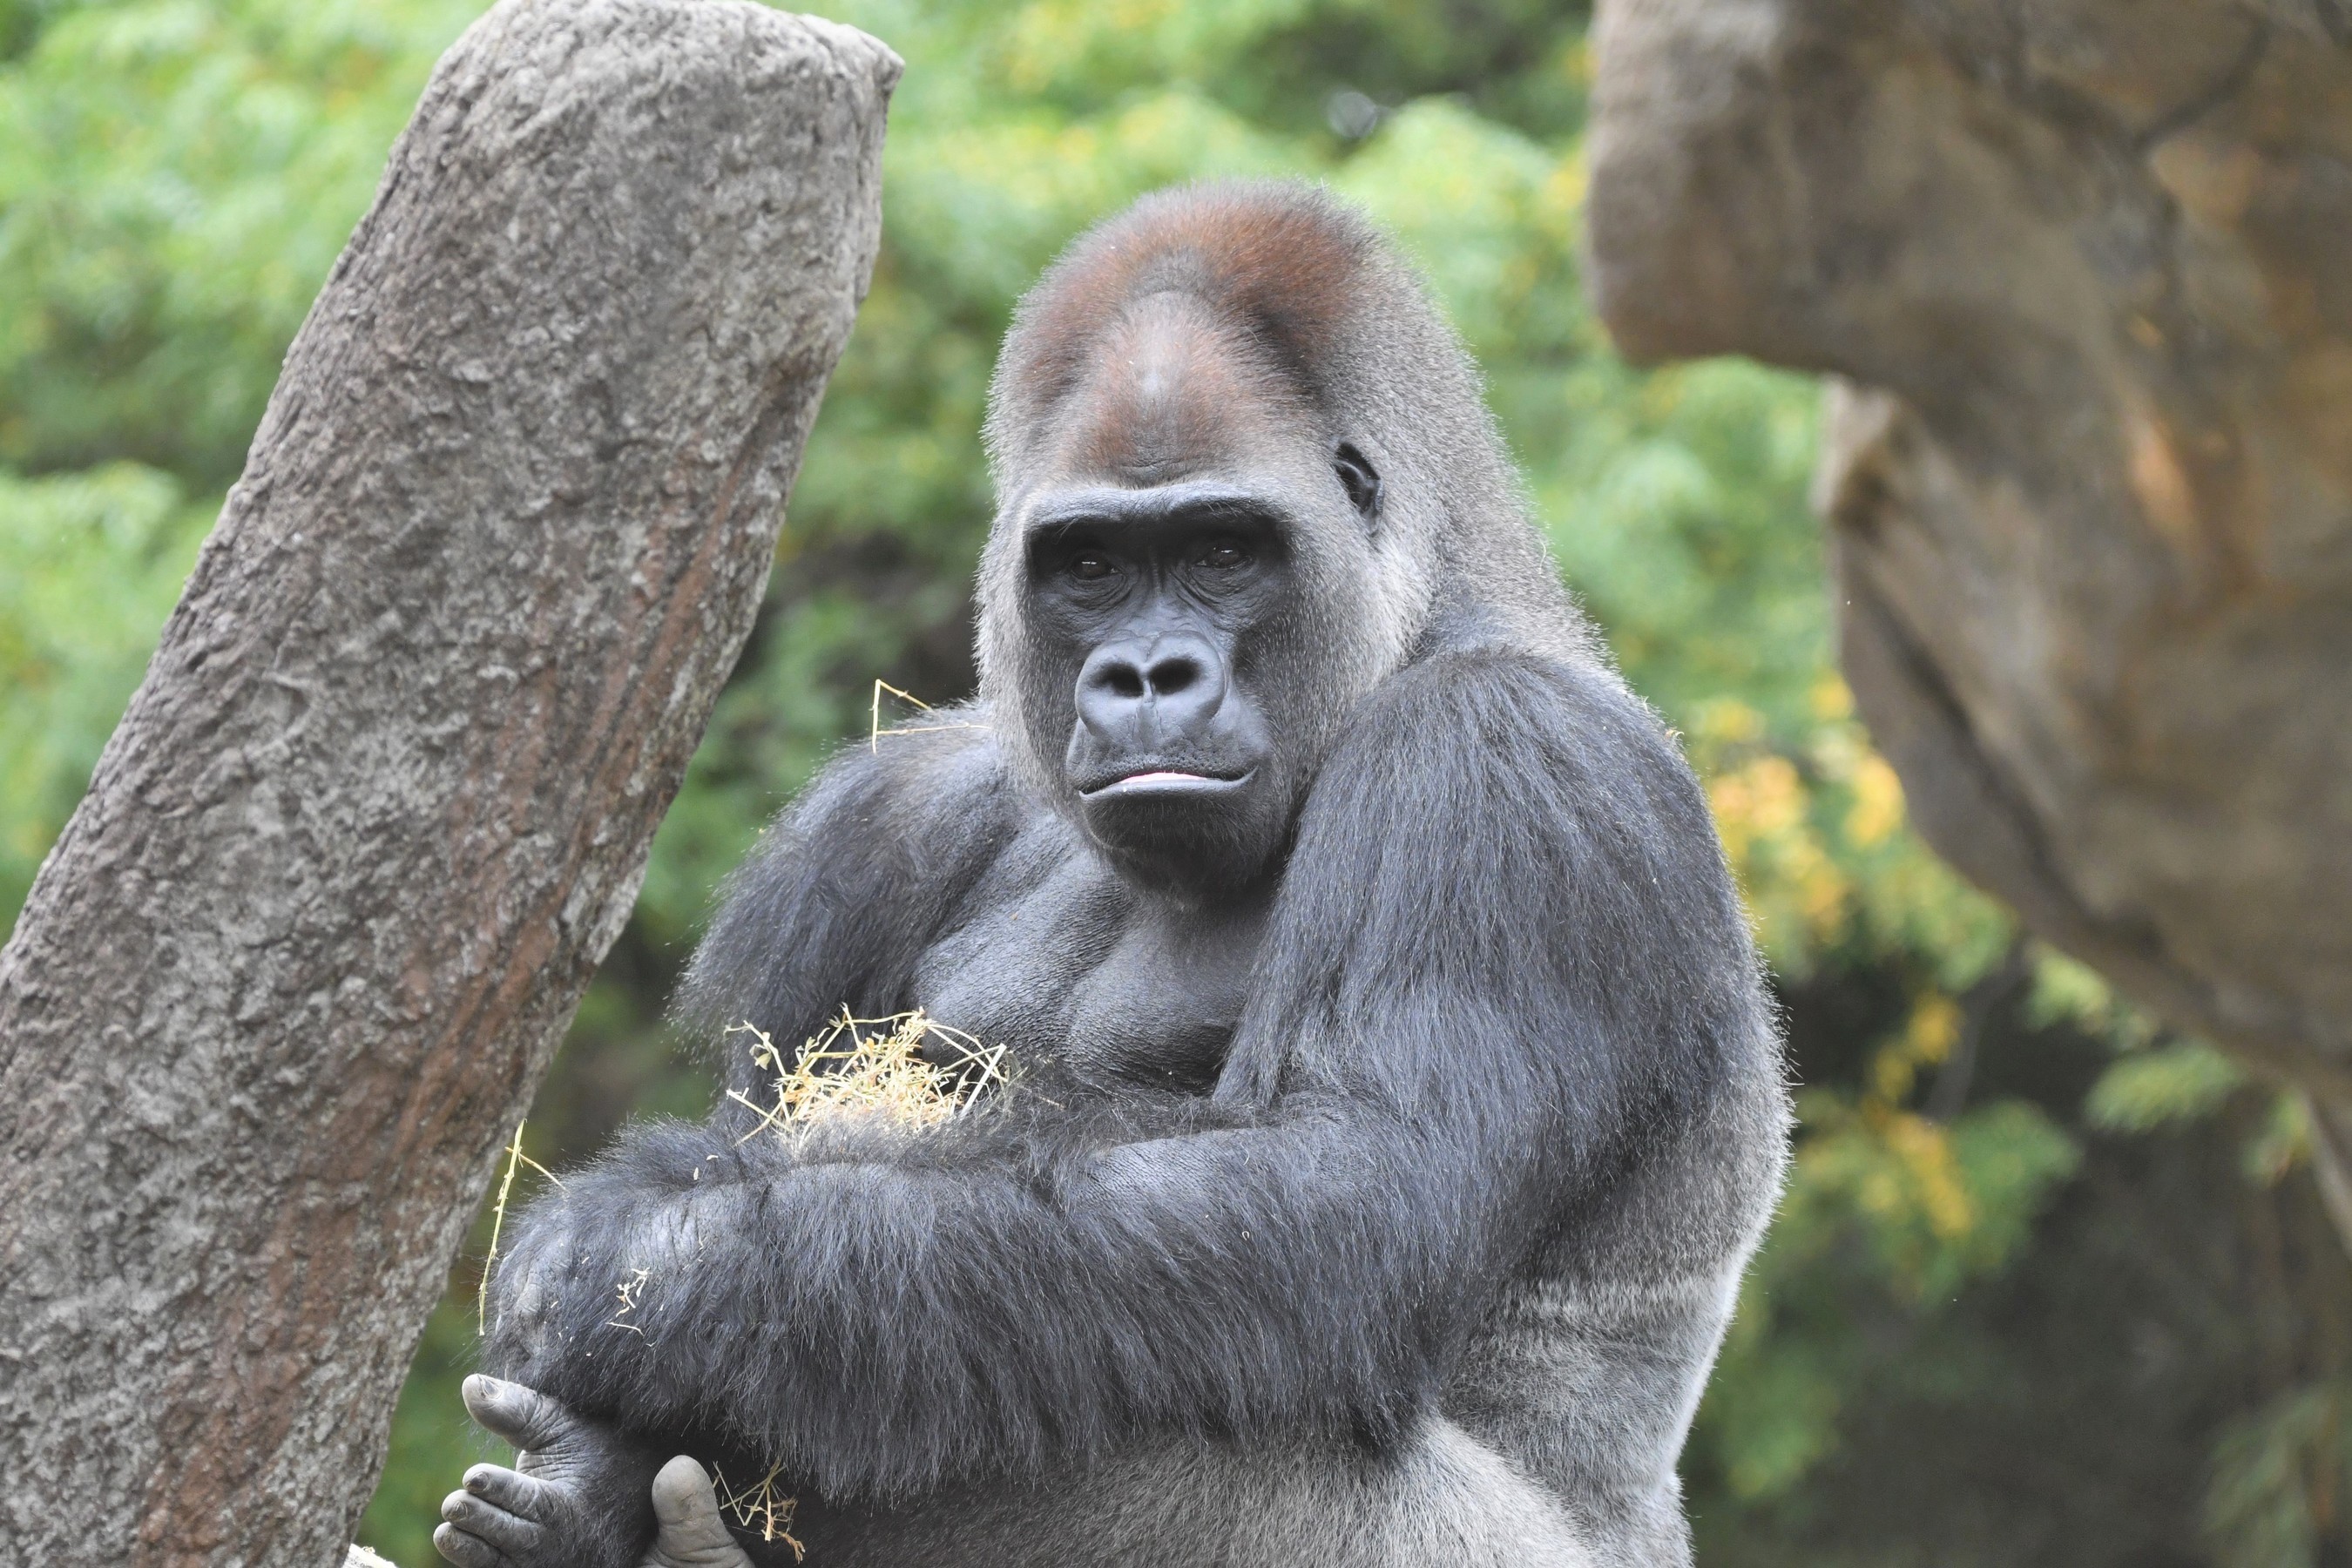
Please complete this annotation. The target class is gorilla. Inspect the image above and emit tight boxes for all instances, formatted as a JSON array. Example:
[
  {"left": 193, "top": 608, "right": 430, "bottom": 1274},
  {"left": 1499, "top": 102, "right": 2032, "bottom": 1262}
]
[{"left": 435, "top": 180, "right": 1787, "bottom": 1568}]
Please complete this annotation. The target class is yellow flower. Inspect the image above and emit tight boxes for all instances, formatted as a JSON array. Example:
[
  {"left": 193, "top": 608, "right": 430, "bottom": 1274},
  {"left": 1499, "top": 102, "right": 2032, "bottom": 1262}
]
[{"left": 1845, "top": 753, "right": 1905, "bottom": 847}]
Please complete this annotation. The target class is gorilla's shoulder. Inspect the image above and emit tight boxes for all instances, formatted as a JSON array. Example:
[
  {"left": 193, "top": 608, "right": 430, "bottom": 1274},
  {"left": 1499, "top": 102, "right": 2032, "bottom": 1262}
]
[
  {"left": 1361, "top": 646, "right": 1700, "bottom": 809},
  {"left": 675, "top": 707, "right": 1023, "bottom": 1047},
  {"left": 716, "top": 704, "right": 1024, "bottom": 927},
  {"left": 1315, "top": 645, "right": 1736, "bottom": 921},
  {"left": 795, "top": 700, "right": 1017, "bottom": 838}
]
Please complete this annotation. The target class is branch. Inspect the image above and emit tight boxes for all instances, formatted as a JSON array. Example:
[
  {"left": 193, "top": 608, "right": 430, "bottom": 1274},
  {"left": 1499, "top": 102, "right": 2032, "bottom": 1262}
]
[{"left": 0, "top": 3, "right": 898, "bottom": 1562}]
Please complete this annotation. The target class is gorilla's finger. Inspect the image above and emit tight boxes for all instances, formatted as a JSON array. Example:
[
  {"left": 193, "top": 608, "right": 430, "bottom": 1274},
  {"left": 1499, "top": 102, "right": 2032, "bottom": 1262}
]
[
  {"left": 462, "top": 1374, "right": 578, "bottom": 1452},
  {"left": 440, "top": 1490, "right": 546, "bottom": 1557},
  {"left": 434, "top": 1520, "right": 509, "bottom": 1568},
  {"left": 462, "top": 1463, "right": 561, "bottom": 1522},
  {"left": 644, "top": 1456, "right": 753, "bottom": 1568}
]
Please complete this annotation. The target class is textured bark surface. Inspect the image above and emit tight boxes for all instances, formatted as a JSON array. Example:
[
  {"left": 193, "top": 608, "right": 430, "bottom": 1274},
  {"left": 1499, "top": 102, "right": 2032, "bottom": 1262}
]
[
  {"left": 0, "top": 3, "right": 896, "bottom": 1563},
  {"left": 1586, "top": 0, "right": 2352, "bottom": 1152}
]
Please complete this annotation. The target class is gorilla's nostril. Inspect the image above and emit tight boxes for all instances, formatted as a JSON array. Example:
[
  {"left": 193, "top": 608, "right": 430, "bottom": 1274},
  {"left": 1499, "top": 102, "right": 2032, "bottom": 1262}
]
[
  {"left": 1147, "top": 657, "right": 1201, "bottom": 697},
  {"left": 1098, "top": 664, "right": 1147, "bottom": 700}
]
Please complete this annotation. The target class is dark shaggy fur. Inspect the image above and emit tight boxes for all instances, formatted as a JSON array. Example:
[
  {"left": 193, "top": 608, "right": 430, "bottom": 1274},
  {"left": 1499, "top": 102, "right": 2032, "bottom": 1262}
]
[{"left": 473, "top": 181, "right": 1788, "bottom": 1568}]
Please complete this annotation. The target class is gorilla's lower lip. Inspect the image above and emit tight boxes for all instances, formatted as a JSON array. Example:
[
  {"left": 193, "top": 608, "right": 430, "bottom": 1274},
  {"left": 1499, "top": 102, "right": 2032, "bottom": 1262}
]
[{"left": 1082, "top": 768, "right": 1254, "bottom": 798}]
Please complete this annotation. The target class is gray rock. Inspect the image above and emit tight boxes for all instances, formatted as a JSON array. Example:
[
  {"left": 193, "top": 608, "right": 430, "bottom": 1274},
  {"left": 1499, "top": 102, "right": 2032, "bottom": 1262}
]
[{"left": 1587, "top": 1, "right": 2352, "bottom": 1222}]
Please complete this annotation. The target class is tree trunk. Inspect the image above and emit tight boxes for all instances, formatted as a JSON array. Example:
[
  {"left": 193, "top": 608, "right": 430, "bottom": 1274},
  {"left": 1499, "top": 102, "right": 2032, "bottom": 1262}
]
[
  {"left": 1584, "top": 0, "right": 2352, "bottom": 1227},
  {"left": 0, "top": 3, "right": 897, "bottom": 1563}
]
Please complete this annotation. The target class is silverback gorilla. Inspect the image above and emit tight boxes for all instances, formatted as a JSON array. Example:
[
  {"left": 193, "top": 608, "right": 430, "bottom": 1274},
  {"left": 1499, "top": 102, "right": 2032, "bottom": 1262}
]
[{"left": 436, "top": 181, "right": 1788, "bottom": 1568}]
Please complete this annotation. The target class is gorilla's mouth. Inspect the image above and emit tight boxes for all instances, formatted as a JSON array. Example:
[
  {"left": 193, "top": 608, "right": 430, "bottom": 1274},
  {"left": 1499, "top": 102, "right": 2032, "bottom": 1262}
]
[{"left": 1080, "top": 767, "right": 1255, "bottom": 799}]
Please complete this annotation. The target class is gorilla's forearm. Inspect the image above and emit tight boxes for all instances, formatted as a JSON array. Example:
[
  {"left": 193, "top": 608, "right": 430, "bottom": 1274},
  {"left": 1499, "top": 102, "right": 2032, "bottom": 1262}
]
[{"left": 483, "top": 1084, "right": 1539, "bottom": 1500}]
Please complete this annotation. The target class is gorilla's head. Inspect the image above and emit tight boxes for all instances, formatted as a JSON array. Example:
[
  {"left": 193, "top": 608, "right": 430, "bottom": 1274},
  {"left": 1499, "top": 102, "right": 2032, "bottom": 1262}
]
[{"left": 977, "top": 182, "right": 1589, "bottom": 900}]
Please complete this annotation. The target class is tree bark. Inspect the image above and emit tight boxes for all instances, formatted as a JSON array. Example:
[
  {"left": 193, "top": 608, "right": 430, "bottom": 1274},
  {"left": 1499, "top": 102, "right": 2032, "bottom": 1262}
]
[
  {"left": 0, "top": 3, "right": 897, "bottom": 1563},
  {"left": 1585, "top": 0, "right": 2352, "bottom": 1217}
]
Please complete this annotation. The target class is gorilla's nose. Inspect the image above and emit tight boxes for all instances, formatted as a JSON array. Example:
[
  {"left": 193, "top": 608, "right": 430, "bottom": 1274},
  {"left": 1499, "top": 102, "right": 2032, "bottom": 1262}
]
[{"left": 1076, "top": 637, "right": 1227, "bottom": 749}]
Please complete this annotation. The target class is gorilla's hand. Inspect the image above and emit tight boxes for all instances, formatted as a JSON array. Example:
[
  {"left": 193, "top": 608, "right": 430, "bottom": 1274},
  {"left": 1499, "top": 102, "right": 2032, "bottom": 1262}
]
[{"left": 434, "top": 1375, "right": 662, "bottom": 1568}]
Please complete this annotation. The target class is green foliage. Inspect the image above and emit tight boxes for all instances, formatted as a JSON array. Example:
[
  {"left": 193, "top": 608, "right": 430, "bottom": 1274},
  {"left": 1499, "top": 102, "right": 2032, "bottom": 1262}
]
[
  {"left": 4, "top": 3, "right": 2342, "bottom": 1565},
  {"left": 1700, "top": 1091, "right": 2081, "bottom": 1502},
  {"left": 2207, "top": 1382, "right": 2352, "bottom": 1568},
  {"left": 2088, "top": 1041, "right": 2248, "bottom": 1134},
  {"left": 0, "top": 462, "right": 211, "bottom": 923},
  {"left": 0, "top": 0, "right": 480, "bottom": 483}
]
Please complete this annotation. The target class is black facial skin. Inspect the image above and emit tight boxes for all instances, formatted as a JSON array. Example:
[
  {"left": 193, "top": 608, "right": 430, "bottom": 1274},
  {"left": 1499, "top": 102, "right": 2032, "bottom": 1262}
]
[
  {"left": 1025, "top": 482, "right": 1290, "bottom": 896},
  {"left": 443, "top": 181, "right": 1789, "bottom": 1568}
]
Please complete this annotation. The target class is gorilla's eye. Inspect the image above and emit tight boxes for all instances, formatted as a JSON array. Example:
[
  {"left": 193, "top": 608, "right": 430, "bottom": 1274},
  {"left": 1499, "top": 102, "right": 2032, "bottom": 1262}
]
[
  {"left": 1195, "top": 538, "right": 1251, "bottom": 571},
  {"left": 1066, "top": 551, "right": 1117, "bottom": 582},
  {"left": 1333, "top": 440, "right": 1382, "bottom": 521}
]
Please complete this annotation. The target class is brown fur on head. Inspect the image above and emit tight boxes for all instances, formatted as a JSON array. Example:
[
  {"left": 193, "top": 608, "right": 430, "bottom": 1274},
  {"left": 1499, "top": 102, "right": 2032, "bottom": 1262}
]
[
  {"left": 986, "top": 187, "right": 1374, "bottom": 463},
  {"left": 976, "top": 180, "right": 1594, "bottom": 812}
]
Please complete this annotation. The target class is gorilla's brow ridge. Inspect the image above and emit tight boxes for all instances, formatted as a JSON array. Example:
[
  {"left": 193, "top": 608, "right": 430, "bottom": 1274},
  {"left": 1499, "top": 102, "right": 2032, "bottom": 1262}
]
[{"left": 1022, "top": 481, "right": 1287, "bottom": 541}]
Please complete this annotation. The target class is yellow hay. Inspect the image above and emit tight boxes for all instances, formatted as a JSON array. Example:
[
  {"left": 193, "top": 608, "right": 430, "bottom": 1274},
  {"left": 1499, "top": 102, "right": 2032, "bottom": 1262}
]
[
  {"left": 697, "top": 1014, "right": 1002, "bottom": 1559},
  {"left": 712, "top": 1460, "right": 806, "bottom": 1562},
  {"left": 477, "top": 1119, "right": 564, "bottom": 1334},
  {"left": 726, "top": 1008, "right": 1009, "bottom": 1137},
  {"left": 868, "top": 679, "right": 990, "bottom": 754},
  {"left": 606, "top": 1267, "right": 651, "bottom": 1336}
]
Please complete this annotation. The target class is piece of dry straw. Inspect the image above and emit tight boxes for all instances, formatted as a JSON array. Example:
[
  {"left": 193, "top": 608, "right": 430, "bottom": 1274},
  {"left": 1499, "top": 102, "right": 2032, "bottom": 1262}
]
[
  {"left": 712, "top": 1460, "right": 805, "bottom": 1561},
  {"left": 478, "top": 1119, "right": 563, "bottom": 1334}
]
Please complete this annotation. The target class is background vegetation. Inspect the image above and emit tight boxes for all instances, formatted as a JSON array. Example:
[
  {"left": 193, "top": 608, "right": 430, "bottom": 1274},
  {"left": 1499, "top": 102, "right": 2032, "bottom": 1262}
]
[{"left": 4, "top": 1, "right": 2349, "bottom": 1564}]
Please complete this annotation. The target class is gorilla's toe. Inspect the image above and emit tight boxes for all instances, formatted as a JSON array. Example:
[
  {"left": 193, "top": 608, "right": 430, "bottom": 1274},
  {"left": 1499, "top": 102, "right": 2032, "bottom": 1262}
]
[
  {"left": 461, "top": 1375, "right": 575, "bottom": 1453},
  {"left": 642, "top": 1456, "right": 754, "bottom": 1568},
  {"left": 441, "top": 1489, "right": 544, "bottom": 1557},
  {"left": 435, "top": 1518, "right": 507, "bottom": 1568},
  {"left": 462, "top": 1464, "right": 559, "bottom": 1521}
]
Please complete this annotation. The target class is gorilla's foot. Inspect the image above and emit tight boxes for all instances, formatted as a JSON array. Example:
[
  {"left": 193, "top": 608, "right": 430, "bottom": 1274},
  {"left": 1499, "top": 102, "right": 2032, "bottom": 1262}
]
[
  {"left": 642, "top": 1456, "right": 756, "bottom": 1568},
  {"left": 434, "top": 1375, "right": 659, "bottom": 1568}
]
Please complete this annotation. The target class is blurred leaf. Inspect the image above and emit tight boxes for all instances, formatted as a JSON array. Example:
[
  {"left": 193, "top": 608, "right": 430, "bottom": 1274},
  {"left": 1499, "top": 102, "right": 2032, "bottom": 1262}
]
[
  {"left": 2207, "top": 1382, "right": 2352, "bottom": 1568},
  {"left": 2086, "top": 1041, "right": 2247, "bottom": 1133}
]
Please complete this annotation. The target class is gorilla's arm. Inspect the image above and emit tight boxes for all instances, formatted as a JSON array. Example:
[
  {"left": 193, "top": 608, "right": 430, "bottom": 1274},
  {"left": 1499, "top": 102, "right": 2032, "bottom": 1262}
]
[{"left": 485, "top": 652, "right": 1761, "bottom": 1501}]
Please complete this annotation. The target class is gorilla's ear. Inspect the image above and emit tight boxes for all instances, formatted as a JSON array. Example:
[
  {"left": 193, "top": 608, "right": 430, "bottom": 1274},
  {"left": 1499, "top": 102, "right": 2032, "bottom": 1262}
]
[{"left": 1332, "top": 440, "right": 1382, "bottom": 524}]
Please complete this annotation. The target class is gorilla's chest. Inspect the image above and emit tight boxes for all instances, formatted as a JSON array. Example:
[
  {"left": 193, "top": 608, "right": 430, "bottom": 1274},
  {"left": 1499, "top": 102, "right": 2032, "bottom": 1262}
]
[{"left": 911, "top": 845, "right": 1266, "bottom": 1094}]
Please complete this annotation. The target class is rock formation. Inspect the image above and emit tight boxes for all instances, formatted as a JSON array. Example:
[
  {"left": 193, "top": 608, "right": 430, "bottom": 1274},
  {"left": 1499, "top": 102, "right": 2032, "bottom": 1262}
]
[{"left": 1587, "top": 0, "right": 2352, "bottom": 1227}]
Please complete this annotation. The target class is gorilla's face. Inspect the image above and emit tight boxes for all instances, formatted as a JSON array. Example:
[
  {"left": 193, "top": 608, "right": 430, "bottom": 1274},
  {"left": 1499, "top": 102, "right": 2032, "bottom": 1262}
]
[
  {"left": 1024, "top": 481, "right": 1294, "bottom": 894},
  {"left": 988, "top": 289, "right": 1405, "bottom": 900}
]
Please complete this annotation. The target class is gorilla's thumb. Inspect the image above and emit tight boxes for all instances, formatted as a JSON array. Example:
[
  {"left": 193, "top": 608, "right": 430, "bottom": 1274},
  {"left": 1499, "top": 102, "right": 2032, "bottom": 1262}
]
[
  {"left": 643, "top": 1456, "right": 754, "bottom": 1568},
  {"left": 460, "top": 1374, "right": 574, "bottom": 1454}
]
